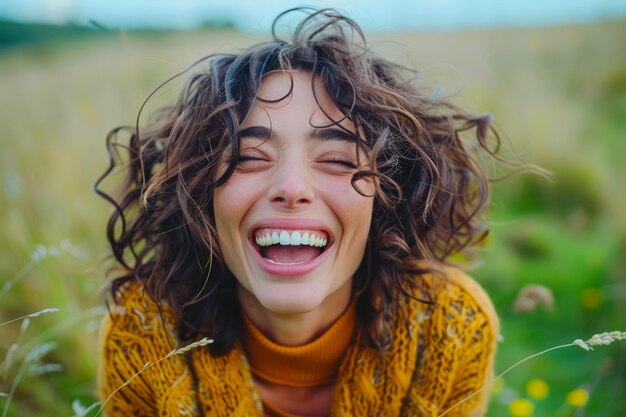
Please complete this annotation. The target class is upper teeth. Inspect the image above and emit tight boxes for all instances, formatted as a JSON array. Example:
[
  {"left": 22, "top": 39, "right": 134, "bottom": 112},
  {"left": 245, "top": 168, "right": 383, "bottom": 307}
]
[{"left": 255, "top": 230, "right": 328, "bottom": 247}]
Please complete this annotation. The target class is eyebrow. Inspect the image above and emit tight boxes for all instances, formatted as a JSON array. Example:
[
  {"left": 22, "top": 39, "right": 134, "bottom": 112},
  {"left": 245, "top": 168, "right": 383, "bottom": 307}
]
[{"left": 238, "top": 125, "right": 359, "bottom": 143}]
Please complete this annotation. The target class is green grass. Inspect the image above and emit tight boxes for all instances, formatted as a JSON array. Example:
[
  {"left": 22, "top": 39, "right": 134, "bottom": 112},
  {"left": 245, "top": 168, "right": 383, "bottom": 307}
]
[{"left": 0, "top": 21, "right": 625, "bottom": 416}]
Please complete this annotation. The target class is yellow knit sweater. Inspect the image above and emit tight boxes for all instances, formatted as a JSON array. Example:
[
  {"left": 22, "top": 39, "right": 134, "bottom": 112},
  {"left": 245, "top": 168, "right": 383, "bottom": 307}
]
[{"left": 98, "top": 267, "right": 499, "bottom": 417}]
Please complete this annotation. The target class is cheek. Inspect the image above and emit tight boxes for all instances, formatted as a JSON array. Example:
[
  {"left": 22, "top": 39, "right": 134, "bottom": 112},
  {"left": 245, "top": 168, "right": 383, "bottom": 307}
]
[
  {"left": 213, "top": 174, "right": 267, "bottom": 278},
  {"left": 214, "top": 174, "right": 264, "bottom": 236},
  {"left": 320, "top": 177, "right": 374, "bottom": 234}
]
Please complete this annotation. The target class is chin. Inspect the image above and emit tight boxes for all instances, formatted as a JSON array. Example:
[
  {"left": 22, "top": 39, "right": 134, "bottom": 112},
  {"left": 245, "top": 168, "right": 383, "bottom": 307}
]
[{"left": 256, "top": 286, "right": 325, "bottom": 315}]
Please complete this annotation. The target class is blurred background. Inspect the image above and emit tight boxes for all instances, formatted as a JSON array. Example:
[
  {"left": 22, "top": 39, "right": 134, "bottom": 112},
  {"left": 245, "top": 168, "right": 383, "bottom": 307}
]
[{"left": 0, "top": 1, "right": 625, "bottom": 416}]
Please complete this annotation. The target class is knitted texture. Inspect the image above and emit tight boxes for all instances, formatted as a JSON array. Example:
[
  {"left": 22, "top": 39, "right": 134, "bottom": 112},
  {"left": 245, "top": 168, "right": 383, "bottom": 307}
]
[
  {"left": 242, "top": 300, "right": 356, "bottom": 388},
  {"left": 98, "top": 267, "right": 499, "bottom": 417}
]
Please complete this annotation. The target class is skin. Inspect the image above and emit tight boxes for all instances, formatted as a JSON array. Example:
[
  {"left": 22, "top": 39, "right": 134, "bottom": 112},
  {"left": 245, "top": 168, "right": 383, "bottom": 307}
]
[
  {"left": 213, "top": 70, "right": 374, "bottom": 414},
  {"left": 214, "top": 70, "right": 374, "bottom": 345},
  {"left": 214, "top": 71, "right": 373, "bottom": 416}
]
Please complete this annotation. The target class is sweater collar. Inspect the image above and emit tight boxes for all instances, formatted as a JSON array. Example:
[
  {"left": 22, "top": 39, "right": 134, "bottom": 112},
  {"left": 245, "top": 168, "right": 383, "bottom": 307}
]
[{"left": 242, "top": 301, "right": 357, "bottom": 388}]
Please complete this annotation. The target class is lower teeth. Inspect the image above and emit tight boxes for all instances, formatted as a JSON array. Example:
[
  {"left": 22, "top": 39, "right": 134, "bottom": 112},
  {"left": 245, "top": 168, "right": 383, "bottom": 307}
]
[{"left": 264, "top": 257, "right": 306, "bottom": 265}]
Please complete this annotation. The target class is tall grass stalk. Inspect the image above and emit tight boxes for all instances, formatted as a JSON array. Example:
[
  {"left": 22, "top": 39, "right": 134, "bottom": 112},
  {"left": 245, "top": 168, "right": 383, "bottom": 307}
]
[
  {"left": 0, "top": 308, "right": 60, "bottom": 328},
  {"left": 94, "top": 337, "right": 213, "bottom": 417},
  {"left": 1, "top": 307, "right": 60, "bottom": 417},
  {"left": 0, "top": 260, "right": 36, "bottom": 300},
  {"left": 438, "top": 332, "right": 626, "bottom": 417},
  {"left": 0, "top": 243, "right": 85, "bottom": 417},
  {"left": 70, "top": 399, "right": 101, "bottom": 417},
  {"left": 1, "top": 342, "right": 58, "bottom": 417}
]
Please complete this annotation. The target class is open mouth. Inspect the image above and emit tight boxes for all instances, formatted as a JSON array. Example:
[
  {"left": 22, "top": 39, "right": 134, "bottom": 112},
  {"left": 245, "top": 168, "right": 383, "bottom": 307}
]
[{"left": 252, "top": 228, "right": 331, "bottom": 265}]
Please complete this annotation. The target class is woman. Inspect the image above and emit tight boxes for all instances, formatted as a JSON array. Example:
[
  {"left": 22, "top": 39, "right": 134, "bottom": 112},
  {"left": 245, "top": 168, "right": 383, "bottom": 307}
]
[{"left": 97, "top": 8, "right": 500, "bottom": 417}]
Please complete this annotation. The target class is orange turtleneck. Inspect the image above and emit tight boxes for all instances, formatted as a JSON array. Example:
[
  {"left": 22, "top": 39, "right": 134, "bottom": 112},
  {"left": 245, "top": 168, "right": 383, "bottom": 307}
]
[{"left": 242, "top": 301, "right": 357, "bottom": 416}]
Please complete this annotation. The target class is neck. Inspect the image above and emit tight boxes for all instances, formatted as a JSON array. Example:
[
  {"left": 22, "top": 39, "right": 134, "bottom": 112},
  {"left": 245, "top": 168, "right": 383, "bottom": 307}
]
[
  {"left": 242, "top": 297, "right": 357, "bottom": 388},
  {"left": 237, "top": 281, "right": 352, "bottom": 346}
]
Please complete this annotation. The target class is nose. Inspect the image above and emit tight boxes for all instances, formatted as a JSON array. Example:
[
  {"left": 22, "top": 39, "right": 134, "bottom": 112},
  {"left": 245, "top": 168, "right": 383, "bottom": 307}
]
[{"left": 267, "top": 159, "right": 315, "bottom": 209}]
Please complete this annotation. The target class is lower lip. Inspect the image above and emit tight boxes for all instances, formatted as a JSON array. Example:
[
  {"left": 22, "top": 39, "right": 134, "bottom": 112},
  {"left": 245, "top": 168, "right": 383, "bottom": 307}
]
[{"left": 248, "top": 241, "right": 333, "bottom": 277}]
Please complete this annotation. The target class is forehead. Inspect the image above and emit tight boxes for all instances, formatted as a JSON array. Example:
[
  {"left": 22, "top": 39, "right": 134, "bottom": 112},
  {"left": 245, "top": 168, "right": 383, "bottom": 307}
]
[{"left": 242, "top": 70, "right": 355, "bottom": 133}]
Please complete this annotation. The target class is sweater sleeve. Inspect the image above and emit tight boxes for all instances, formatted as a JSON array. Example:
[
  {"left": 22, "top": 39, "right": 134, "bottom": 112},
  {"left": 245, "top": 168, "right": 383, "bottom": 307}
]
[
  {"left": 437, "top": 269, "right": 500, "bottom": 417},
  {"left": 97, "top": 283, "right": 178, "bottom": 417},
  {"left": 406, "top": 268, "right": 500, "bottom": 417}
]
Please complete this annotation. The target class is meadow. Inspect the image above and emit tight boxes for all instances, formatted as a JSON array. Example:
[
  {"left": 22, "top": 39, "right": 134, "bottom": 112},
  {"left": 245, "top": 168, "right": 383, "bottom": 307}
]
[{"left": 0, "top": 20, "right": 625, "bottom": 416}]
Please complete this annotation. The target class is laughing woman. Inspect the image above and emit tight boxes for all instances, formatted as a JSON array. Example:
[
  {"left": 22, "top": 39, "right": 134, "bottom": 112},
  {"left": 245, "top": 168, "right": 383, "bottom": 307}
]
[{"left": 97, "top": 8, "right": 502, "bottom": 417}]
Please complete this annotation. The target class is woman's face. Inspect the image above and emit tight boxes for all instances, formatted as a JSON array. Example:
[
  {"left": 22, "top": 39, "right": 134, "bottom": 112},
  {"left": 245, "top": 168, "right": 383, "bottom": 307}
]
[{"left": 214, "top": 70, "right": 374, "bottom": 323}]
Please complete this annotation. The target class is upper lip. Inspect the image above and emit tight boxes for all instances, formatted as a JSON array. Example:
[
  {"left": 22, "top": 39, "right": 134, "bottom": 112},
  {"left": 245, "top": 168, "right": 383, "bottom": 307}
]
[{"left": 248, "top": 217, "right": 335, "bottom": 245}]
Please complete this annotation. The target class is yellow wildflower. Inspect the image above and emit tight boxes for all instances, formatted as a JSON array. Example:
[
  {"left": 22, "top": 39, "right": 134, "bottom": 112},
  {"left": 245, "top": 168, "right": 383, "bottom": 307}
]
[
  {"left": 566, "top": 388, "right": 589, "bottom": 407},
  {"left": 509, "top": 398, "right": 534, "bottom": 417},
  {"left": 526, "top": 378, "right": 549, "bottom": 400}
]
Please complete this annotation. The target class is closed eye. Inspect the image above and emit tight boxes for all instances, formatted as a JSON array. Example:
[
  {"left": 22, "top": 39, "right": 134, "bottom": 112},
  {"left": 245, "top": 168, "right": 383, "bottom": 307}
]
[
  {"left": 321, "top": 157, "right": 358, "bottom": 169},
  {"left": 237, "top": 155, "right": 267, "bottom": 162},
  {"left": 232, "top": 153, "right": 271, "bottom": 171}
]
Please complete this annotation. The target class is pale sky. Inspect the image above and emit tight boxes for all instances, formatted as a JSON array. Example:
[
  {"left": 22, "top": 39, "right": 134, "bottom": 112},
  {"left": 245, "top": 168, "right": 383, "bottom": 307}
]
[{"left": 1, "top": 0, "right": 625, "bottom": 32}]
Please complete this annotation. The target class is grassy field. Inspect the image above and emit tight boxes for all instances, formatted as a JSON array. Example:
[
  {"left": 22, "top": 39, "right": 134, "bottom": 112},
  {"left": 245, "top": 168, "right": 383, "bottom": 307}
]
[{"left": 0, "top": 21, "right": 625, "bottom": 416}]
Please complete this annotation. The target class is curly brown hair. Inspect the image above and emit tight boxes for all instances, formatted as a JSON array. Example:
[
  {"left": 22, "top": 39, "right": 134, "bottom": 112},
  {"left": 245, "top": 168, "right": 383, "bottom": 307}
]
[{"left": 96, "top": 7, "right": 504, "bottom": 354}]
